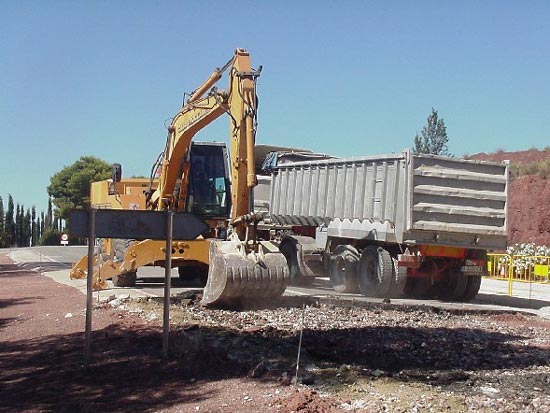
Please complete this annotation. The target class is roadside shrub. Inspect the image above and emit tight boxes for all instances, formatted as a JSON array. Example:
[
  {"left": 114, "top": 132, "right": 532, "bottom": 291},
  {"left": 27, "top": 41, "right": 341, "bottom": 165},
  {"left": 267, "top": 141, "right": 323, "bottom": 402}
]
[{"left": 39, "top": 229, "right": 63, "bottom": 246}]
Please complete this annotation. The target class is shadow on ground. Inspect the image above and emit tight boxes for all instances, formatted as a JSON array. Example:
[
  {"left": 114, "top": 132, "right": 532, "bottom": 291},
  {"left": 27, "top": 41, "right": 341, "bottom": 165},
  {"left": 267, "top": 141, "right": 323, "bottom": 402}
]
[{"left": 1, "top": 303, "right": 549, "bottom": 413}]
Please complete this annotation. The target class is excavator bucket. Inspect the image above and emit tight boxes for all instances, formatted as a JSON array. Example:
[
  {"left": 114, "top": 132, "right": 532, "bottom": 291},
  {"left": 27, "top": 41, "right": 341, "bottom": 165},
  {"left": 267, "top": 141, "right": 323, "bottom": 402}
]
[{"left": 201, "top": 238, "right": 290, "bottom": 307}]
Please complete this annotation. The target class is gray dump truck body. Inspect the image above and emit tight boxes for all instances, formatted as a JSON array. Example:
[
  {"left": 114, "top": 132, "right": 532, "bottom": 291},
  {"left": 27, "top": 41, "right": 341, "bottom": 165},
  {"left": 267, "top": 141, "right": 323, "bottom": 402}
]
[{"left": 270, "top": 150, "right": 508, "bottom": 250}]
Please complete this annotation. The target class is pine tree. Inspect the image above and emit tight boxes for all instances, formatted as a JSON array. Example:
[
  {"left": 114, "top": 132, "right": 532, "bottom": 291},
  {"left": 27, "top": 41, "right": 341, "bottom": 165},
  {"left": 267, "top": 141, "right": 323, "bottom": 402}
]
[{"left": 412, "top": 108, "right": 451, "bottom": 156}]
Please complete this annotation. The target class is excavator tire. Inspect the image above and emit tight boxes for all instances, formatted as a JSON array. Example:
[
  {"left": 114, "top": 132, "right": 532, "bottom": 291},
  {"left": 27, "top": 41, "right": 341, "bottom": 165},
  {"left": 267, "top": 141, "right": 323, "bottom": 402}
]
[
  {"left": 112, "top": 271, "right": 137, "bottom": 287},
  {"left": 201, "top": 240, "right": 290, "bottom": 307},
  {"left": 178, "top": 264, "right": 209, "bottom": 287}
]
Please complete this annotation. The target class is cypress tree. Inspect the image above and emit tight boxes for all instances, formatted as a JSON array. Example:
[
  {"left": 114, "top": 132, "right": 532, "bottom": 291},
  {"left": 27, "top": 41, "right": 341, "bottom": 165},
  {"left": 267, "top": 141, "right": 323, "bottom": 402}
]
[
  {"left": 5, "top": 195, "right": 15, "bottom": 247},
  {"left": 45, "top": 198, "right": 53, "bottom": 230},
  {"left": 23, "top": 209, "right": 31, "bottom": 247},
  {"left": 0, "top": 196, "right": 4, "bottom": 247},
  {"left": 40, "top": 211, "right": 45, "bottom": 238},
  {"left": 31, "top": 206, "right": 37, "bottom": 246},
  {"left": 17, "top": 204, "right": 24, "bottom": 247}
]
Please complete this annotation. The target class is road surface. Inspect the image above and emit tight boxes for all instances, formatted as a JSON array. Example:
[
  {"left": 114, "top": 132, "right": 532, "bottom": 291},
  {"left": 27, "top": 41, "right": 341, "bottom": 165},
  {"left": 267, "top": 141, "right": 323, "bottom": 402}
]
[{"left": 5, "top": 245, "right": 550, "bottom": 318}]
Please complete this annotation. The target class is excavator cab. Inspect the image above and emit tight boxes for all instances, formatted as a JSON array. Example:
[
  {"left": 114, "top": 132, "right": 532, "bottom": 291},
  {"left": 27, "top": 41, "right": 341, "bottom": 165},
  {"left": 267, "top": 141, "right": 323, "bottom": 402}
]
[{"left": 187, "top": 142, "right": 231, "bottom": 218}]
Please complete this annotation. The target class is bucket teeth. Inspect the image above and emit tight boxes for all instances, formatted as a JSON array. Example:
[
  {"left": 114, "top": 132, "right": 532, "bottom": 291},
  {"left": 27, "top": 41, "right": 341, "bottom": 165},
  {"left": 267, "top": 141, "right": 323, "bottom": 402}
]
[{"left": 201, "top": 240, "right": 289, "bottom": 307}]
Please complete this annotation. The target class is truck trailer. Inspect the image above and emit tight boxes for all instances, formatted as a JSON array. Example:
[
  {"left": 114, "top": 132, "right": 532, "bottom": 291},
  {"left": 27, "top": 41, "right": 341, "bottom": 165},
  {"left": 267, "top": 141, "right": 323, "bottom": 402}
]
[{"left": 270, "top": 150, "right": 508, "bottom": 301}]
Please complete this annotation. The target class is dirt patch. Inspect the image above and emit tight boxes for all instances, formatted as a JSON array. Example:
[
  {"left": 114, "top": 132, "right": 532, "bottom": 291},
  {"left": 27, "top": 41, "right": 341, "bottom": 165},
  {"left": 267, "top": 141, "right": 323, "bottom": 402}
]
[{"left": 507, "top": 175, "right": 550, "bottom": 246}]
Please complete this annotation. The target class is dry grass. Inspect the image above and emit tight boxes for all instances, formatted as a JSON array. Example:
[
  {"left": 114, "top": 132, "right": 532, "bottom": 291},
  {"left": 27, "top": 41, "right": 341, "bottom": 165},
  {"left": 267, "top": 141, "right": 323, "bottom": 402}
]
[{"left": 510, "top": 159, "right": 550, "bottom": 179}]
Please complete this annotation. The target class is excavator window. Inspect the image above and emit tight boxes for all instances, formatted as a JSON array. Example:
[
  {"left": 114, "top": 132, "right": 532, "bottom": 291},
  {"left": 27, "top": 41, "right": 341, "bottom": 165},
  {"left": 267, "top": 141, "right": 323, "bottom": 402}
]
[{"left": 188, "top": 144, "right": 230, "bottom": 218}]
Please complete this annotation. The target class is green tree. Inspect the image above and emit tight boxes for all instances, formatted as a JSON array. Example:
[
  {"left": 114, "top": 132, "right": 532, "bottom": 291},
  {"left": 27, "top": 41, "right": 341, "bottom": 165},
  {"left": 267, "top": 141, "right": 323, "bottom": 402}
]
[
  {"left": 16, "top": 204, "right": 23, "bottom": 247},
  {"left": 45, "top": 198, "right": 53, "bottom": 230},
  {"left": 0, "top": 196, "right": 4, "bottom": 247},
  {"left": 412, "top": 108, "right": 451, "bottom": 156},
  {"left": 40, "top": 211, "right": 45, "bottom": 236},
  {"left": 31, "top": 206, "right": 37, "bottom": 246},
  {"left": 23, "top": 209, "right": 31, "bottom": 247},
  {"left": 5, "top": 195, "right": 15, "bottom": 247},
  {"left": 47, "top": 156, "right": 111, "bottom": 219}
]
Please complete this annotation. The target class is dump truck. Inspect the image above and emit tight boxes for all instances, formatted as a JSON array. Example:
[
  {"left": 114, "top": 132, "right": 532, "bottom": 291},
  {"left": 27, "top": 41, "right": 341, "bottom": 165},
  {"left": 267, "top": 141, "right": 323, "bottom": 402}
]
[{"left": 271, "top": 150, "right": 509, "bottom": 301}]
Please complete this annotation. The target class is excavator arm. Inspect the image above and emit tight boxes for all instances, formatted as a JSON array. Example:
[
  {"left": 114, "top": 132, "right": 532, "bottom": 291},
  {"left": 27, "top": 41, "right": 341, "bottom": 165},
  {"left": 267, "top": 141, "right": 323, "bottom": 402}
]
[{"left": 150, "top": 48, "right": 259, "bottom": 222}]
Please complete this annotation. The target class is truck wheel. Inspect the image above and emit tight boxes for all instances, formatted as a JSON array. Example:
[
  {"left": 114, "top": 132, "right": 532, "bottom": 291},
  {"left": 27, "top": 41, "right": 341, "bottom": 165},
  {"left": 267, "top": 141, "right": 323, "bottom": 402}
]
[
  {"left": 461, "top": 275, "right": 482, "bottom": 302},
  {"left": 279, "top": 237, "right": 300, "bottom": 281},
  {"left": 436, "top": 269, "right": 468, "bottom": 301},
  {"left": 97, "top": 238, "right": 110, "bottom": 262},
  {"left": 112, "top": 271, "right": 137, "bottom": 287},
  {"left": 404, "top": 277, "right": 435, "bottom": 299},
  {"left": 113, "top": 238, "right": 136, "bottom": 260},
  {"left": 357, "top": 246, "right": 393, "bottom": 297},
  {"left": 329, "top": 245, "right": 360, "bottom": 293},
  {"left": 178, "top": 265, "right": 208, "bottom": 287},
  {"left": 390, "top": 258, "right": 407, "bottom": 298}
]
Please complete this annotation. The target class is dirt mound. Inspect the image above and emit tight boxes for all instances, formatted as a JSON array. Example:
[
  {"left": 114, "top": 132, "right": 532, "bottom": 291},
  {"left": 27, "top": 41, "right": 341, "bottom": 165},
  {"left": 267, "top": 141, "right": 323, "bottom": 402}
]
[
  {"left": 468, "top": 149, "right": 550, "bottom": 247},
  {"left": 280, "top": 389, "right": 345, "bottom": 413}
]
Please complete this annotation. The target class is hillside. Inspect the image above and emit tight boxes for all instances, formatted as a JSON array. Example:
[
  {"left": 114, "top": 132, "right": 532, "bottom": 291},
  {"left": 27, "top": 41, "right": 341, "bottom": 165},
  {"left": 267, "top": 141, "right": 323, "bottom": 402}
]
[{"left": 467, "top": 149, "right": 550, "bottom": 247}]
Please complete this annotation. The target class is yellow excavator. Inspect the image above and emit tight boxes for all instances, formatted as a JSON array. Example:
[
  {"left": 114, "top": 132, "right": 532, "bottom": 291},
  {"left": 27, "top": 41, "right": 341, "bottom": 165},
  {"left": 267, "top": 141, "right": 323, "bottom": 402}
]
[{"left": 70, "top": 49, "right": 289, "bottom": 306}]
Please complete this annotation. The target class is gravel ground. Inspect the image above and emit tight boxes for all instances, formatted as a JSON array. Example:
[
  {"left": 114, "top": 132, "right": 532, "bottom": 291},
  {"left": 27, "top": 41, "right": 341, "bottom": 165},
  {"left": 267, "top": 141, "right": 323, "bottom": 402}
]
[
  {"left": 122, "top": 291, "right": 550, "bottom": 412},
  {"left": 2, "top": 250, "right": 550, "bottom": 412}
]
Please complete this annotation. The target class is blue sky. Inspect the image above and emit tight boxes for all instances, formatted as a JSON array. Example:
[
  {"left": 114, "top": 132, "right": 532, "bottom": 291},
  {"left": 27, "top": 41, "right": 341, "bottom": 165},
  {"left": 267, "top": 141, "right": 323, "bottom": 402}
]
[{"left": 1, "top": 1, "right": 549, "bottom": 213}]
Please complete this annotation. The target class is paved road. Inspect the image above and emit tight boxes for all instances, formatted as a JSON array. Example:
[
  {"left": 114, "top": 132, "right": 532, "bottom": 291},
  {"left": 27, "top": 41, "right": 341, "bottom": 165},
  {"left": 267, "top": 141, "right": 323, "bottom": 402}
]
[{"left": 5, "top": 245, "right": 550, "bottom": 318}]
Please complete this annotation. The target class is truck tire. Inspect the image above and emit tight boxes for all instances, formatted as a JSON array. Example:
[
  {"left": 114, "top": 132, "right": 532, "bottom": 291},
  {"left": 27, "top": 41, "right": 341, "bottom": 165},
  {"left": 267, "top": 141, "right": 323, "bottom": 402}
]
[
  {"left": 390, "top": 258, "right": 407, "bottom": 298},
  {"left": 461, "top": 275, "right": 482, "bottom": 302},
  {"left": 357, "top": 246, "right": 393, "bottom": 298},
  {"left": 436, "top": 269, "right": 468, "bottom": 301},
  {"left": 97, "top": 238, "right": 110, "bottom": 262},
  {"left": 329, "top": 245, "right": 360, "bottom": 293},
  {"left": 404, "top": 277, "right": 435, "bottom": 299},
  {"left": 112, "top": 271, "right": 137, "bottom": 287},
  {"left": 178, "top": 265, "right": 208, "bottom": 287},
  {"left": 279, "top": 237, "right": 301, "bottom": 281}
]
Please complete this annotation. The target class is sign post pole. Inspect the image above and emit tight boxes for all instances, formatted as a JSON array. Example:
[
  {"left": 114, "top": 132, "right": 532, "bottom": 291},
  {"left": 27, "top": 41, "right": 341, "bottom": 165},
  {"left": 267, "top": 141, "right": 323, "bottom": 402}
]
[
  {"left": 162, "top": 209, "right": 174, "bottom": 358},
  {"left": 84, "top": 208, "right": 96, "bottom": 370}
]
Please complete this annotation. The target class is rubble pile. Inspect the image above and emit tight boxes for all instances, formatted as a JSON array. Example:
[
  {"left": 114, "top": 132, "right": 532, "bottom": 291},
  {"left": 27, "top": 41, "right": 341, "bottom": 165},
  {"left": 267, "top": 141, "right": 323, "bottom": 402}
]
[{"left": 124, "top": 295, "right": 550, "bottom": 413}]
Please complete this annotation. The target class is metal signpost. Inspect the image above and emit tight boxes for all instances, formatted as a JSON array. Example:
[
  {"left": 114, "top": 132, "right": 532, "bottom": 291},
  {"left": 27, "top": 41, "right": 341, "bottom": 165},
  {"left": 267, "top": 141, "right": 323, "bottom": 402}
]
[{"left": 70, "top": 208, "right": 209, "bottom": 368}]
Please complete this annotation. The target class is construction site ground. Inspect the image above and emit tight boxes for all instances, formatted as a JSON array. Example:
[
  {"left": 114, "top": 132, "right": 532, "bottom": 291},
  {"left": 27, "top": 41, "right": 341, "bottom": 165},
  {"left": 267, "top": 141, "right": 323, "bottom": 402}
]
[{"left": 2, "top": 249, "right": 550, "bottom": 413}]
